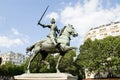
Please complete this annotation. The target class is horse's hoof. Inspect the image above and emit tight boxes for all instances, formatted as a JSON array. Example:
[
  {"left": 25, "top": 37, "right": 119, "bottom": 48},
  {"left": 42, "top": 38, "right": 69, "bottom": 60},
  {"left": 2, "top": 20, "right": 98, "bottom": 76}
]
[
  {"left": 47, "top": 65, "right": 50, "bottom": 69},
  {"left": 26, "top": 70, "right": 30, "bottom": 74},
  {"left": 57, "top": 69, "right": 61, "bottom": 73}
]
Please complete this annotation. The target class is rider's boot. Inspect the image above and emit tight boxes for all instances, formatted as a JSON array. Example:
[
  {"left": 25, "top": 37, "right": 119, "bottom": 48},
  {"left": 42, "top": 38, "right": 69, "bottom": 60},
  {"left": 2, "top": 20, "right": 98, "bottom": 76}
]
[
  {"left": 51, "top": 38, "right": 58, "bottom": 47},
  {"left": 51, "top": 38, "right": 61, "bottom": 49}
]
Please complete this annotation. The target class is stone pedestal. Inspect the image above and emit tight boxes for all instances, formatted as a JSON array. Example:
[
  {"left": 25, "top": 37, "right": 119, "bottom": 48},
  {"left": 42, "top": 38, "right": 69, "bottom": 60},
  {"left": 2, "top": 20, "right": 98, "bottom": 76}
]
[{"left": 14, "top": 73, "right": 77, "bottom": 80}]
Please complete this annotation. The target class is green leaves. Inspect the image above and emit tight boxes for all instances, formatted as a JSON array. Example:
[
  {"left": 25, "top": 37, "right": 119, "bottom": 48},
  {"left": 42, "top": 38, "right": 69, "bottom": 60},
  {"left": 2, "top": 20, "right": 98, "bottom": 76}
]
[
  {"left": 77, "top": 36, "right": 120, "bottom": 76},
  {"left": 0, "top": 62, "right": 24, "bottom": 76}
]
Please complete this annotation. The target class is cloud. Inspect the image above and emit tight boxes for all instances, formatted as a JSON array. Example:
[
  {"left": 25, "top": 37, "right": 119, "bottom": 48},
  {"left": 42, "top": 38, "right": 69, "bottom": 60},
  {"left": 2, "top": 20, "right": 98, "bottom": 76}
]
[
  {"left": 0, "top": 36, "right": 23, "bottom": 47},
  {"left": 47, "top": 0, "right": 120, "bottom": 46},
  {"left": 59, "top": 0, "right": 120, "bottom": 36},
  {"left": 0, "top": 28, "right": 29, "bottom": 48},
  {"left": 46, "top": 12, "right": 59, "bottom": 20},
  {"left": 11, "top": 28, "right": 20, "bottom": 35},
  {"left": 62, "top": 0, "right": 120, "bottom": 41}
]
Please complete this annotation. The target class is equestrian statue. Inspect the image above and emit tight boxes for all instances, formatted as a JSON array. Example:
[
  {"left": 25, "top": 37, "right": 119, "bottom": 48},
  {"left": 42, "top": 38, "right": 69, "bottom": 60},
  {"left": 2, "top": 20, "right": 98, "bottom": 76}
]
[{"left": 26, "top": 6, "right": 78, "bottom": 73}]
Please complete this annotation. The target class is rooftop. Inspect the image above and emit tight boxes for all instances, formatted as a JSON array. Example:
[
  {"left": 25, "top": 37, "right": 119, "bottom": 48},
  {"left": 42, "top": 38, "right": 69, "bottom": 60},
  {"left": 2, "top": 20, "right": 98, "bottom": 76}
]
[{"left": 90, "top": 21, "right": 120, "bottom": 30}]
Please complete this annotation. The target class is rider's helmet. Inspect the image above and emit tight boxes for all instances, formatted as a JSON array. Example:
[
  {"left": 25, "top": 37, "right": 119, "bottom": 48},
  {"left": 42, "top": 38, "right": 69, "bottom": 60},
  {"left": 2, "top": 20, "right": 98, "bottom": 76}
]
[{"left": 51, "top": 18, "right": 55, "bottom": 23}]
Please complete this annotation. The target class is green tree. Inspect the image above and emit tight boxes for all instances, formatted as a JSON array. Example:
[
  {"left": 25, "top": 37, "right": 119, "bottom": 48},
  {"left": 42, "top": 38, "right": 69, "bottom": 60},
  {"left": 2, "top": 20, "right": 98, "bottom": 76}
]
[
  {"left": 24, "top": 50, "right": 85, "bottom": 79},
  {"left": 25, "top": 53, "right": 56, "bottom": 73},
  {"left": 58, "top": 50, "right": 76, "bottom": 74},
  {"left": 0, "top": 62, "right": 24, "bottom": 76},
  {"left": 0, "top": 64, "right": 8, "bottom": 76},
  {"left": 77, "top": 36, "right": 120, "bottom": 78}
]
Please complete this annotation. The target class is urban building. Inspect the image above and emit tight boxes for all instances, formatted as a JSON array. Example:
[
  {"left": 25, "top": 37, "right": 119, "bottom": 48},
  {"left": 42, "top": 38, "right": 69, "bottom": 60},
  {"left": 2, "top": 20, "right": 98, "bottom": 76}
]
[
  {"left": 84, "top": 21, "right": 120, "bottom": 79},
  {"left": 84, "top": 21, "right": 120, "bottom": 41},
  {"left": 0, "top": 51, "right": 25, "bottom": 65}
]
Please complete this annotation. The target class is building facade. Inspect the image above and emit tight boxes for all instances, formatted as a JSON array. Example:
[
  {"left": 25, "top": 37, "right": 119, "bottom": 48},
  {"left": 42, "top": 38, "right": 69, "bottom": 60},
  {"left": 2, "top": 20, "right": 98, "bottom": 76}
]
[
  {"left": 85, "top": 21, "right": 120, "bottom": 41},
  {"left": 0, "top": 51, "right": 25, "bottom": 65},
  {"left": 84, "top": 21, "right": 120, "bottom": 79}
]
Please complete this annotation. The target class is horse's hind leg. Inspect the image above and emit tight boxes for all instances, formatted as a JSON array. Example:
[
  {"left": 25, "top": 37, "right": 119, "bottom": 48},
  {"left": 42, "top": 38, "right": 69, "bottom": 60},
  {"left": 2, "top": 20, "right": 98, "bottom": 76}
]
[
  {"left": 40, "top": 52, "right": 50, "bottom": 69},
  {"left": 27, "top": 51, "right": 39, "bottom": 73},
  {"left": 42, "top": 60, "right": 50, "bottom": 69},
  {"left": 56, "top": 55, "right": 63, "bottom": 73}
]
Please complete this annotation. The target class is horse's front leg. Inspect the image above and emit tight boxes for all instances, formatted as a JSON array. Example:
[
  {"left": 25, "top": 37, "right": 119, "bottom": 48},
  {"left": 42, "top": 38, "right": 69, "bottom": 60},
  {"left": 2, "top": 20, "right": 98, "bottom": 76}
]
[
  {"left": 56, "top": 55, "right": 63, "bottom": 73},
  {"left": 40, "top": 52, "right": 50, "bottom": 69},
  {"left": 26, "top": 51, "right": 39, "bottom": 73}
]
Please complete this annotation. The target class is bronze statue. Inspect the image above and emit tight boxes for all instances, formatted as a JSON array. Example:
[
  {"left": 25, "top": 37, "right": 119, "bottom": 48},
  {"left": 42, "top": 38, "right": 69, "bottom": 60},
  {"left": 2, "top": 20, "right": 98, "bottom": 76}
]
[
  {"left": 38, "top": 18, "right": 60, "bottom": 47},
  {"left": 26, "top": 24, "right": 78, "bottom": 73},
  {"left": 26, "top": 6, "right": 78, "bottom": 73}
]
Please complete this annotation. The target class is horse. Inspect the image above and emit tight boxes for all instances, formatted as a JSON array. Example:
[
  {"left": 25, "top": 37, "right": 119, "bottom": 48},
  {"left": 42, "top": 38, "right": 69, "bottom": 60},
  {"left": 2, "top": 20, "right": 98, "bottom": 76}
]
[{"left": 26, "top": 24, "right": 78, "bottom": 73}]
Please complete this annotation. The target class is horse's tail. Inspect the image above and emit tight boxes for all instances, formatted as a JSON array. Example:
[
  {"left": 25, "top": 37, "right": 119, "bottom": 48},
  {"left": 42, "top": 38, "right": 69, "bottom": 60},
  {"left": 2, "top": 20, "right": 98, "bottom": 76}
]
[{"left": 26, "top": 45, "right": 34, "bottom": 53}]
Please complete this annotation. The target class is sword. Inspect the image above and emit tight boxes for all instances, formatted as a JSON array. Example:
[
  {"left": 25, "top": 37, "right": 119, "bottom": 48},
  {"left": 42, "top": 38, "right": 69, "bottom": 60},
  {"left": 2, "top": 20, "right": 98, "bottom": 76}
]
[{"left": 38, "top": 5, "right": 49, "bottom": 25}]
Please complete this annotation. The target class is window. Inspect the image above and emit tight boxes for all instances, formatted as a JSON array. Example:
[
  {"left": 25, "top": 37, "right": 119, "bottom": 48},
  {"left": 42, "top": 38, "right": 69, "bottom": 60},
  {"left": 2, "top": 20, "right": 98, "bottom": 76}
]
[
  {"left": 111, "top": 30, "right": 120, "bottom": 35},
  {"left": 116, "top": 30, "right": 119, "bottom": 32},
  {"left": 110, "top": 25, "right": 118, "bottom": 30},
  {"left": 104, "top": 33, "right": 107, "bottom": 36},
  {"left": 93, "top": 31, "right": 96, "bottom": 33},
  {"left": 99, "top": 28, "right": 106, "bottom": 32}
]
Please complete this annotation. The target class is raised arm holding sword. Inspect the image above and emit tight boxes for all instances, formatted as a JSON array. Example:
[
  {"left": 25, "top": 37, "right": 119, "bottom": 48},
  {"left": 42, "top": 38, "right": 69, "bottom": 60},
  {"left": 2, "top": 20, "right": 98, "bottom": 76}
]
[
  {"left": 26, "top": 6, "right": 60, "bottom": 53},
  {"left": 38, "top": 5, "right": 60, "bottom": 47}
]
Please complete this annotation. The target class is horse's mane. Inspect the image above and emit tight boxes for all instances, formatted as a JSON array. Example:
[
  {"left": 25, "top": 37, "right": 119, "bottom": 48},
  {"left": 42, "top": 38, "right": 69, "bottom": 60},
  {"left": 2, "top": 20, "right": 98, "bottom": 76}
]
[{"left": 59, "top": 26, "right": 67, "bottom": 36}]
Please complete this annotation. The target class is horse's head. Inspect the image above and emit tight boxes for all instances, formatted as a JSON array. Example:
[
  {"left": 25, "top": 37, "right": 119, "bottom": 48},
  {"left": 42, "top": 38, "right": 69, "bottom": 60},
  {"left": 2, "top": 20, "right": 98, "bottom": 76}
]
[
  {"left": 58, "top": 24, "right": 78, "bottom": 45},
  {"left": 66, "top": 24, "right": 78, "bottom": 37}
]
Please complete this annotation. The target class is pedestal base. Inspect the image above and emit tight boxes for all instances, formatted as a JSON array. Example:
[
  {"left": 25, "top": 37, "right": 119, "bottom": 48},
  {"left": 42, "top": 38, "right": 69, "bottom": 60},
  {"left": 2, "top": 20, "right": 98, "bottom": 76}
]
[{"left": 14, "top": 73, "right": 77, "bottom": 80}]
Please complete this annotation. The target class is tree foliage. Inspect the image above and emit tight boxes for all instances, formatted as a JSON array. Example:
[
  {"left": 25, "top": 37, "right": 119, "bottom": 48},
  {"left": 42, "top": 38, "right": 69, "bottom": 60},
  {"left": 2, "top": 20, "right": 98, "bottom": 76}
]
[
  {"left": 58, "top": 50, "right": 76, "bottom": 74},
  {"left": 77, "top": 36, "right": 120, "bottom": 77},
  {"left": 56, "top": 50, "right": 85, "bottom": 78},
  {"left": 0, "top": 62, "right": 24, "bottom": 76},
  {"left": 24, "top": 50, "right": 85, "bottom": 78},
  {"left": 24, "top": 53, "right": 56, "bottom": 73}
]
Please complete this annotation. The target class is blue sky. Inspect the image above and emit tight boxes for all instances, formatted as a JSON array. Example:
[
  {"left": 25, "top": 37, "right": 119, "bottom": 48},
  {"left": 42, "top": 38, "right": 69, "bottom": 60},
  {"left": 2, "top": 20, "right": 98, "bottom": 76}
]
[{"left": 0, "top": 0, "right": 120, "bottom": 54}]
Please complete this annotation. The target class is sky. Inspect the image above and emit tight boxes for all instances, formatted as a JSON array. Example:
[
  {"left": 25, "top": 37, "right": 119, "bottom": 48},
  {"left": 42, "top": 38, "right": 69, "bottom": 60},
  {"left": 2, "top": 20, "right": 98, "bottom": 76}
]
[{"left": 0, "top": 0, "right": 120, "bottom": 54}]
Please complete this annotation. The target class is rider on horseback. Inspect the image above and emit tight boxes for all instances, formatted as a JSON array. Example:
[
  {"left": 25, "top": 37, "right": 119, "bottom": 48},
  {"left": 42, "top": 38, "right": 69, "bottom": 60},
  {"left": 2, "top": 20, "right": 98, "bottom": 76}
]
[
  {"left": 38, "top": 18, "right": 60, "bottom": 46},
  {"left": 26, "top": 18, "right": 60, "bottom": 53}
]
